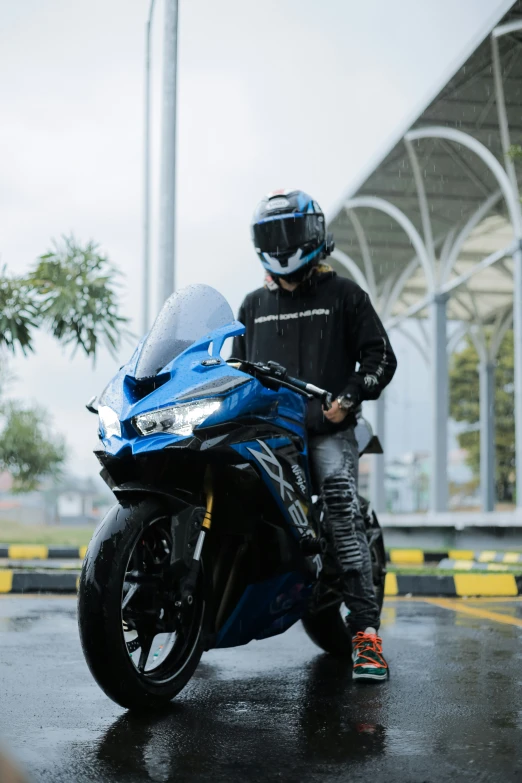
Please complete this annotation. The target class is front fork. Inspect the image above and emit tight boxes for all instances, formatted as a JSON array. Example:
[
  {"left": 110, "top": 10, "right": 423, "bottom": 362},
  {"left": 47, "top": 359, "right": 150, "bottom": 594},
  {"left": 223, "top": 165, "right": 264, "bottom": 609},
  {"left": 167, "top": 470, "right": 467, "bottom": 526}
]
[{"left": 181, "top": 469, "right": 213, "bottom": 604}]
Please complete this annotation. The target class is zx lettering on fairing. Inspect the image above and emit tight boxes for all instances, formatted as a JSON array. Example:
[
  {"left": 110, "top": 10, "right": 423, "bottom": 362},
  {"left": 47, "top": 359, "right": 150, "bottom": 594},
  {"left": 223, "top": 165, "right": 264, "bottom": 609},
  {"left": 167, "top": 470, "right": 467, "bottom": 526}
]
[{"left": 247, "top": 440, "right": 314, "bottom": 538}]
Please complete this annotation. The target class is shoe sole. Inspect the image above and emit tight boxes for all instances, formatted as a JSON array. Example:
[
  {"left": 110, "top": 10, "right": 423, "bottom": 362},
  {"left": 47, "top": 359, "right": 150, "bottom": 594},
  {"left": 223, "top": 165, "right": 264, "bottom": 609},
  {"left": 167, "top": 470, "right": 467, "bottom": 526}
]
[{"left": 352, "top": 671, "right": 388, "bottom": 681}]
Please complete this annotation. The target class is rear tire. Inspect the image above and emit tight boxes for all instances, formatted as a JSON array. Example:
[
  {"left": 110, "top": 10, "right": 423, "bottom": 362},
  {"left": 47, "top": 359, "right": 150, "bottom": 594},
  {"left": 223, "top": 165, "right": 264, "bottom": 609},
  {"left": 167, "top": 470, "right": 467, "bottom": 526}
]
[
  {"left": 78, "top": 499, "right": 207, "bottom": 710},
  {"left": 301, "top": 605, "right": 353, "bottom": 657},
  {"left": 302, "top": 508, "right": 386, "bottom": 657},
  {"left": 368, "top": 512, "right": 386, "bottom": 613}
]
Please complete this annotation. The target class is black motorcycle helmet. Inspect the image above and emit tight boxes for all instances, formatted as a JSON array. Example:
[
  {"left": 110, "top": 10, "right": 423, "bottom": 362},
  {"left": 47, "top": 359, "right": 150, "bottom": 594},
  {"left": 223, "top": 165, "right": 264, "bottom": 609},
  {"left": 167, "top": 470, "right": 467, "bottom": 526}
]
[{"left": 251, "top": 189, "right": 334, "bottom": 283}]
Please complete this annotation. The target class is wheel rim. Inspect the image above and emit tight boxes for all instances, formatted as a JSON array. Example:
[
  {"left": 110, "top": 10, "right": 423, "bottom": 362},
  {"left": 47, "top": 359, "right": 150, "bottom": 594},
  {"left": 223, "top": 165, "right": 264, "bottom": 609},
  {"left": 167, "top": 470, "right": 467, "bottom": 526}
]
[{"left": 121, "top": 514, "right": 204, "bottom": 685}]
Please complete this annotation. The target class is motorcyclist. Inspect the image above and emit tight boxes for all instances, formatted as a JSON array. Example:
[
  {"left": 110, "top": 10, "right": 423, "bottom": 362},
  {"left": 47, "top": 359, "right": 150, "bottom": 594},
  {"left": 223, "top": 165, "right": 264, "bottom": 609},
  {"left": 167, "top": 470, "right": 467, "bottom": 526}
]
[{"left": 232, "top": 189, "right": 397, "bottom": 681}]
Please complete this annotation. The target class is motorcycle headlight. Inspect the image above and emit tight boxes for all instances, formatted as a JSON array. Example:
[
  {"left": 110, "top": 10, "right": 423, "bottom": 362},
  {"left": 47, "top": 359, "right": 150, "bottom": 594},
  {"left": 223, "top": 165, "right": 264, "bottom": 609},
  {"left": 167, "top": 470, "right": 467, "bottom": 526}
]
[
  {"left": 134, "top": 398, "right": 221, "bottom": 437},
  {"left": 98, "top": 405, "right": 122, "bottom": 439}
]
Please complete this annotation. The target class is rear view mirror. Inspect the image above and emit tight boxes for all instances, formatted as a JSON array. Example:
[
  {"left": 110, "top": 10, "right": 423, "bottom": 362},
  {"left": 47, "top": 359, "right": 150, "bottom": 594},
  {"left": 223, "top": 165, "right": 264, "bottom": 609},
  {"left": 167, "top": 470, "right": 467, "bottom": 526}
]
[{"left": 86, "top": 395, "right": 99, "bottom": 414}]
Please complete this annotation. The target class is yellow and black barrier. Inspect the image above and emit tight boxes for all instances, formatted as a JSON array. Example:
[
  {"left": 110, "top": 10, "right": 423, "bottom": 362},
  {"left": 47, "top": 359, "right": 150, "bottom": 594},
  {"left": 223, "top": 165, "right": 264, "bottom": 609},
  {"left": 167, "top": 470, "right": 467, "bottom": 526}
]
[
  {"left": 1, "top": 568, "right": 521, "bottom": 598},
  {"left": 2, "top": 544, "right": 522, "bottom": 566},
  {"left": 0, "top": 570, "right": 80, "bottom": 593},
  {"left": 437, "top": 558, "right": 521, "bottom": 572},
  {"left": 0, "top": 545, "right": 87, "bottom": 560},
  {"left": 387, "top": 549, "right": 522, "bottom": 565},
  {"left": 384, "top": 571, "right": 522, "bottom": 597}
]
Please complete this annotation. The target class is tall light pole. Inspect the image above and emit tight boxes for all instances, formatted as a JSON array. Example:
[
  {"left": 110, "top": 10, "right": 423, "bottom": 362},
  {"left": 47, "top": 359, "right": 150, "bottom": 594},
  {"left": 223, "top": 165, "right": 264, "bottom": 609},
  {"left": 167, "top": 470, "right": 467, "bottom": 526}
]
[
  {"left": 142, "top": 0, "right": 157, "bottom": 335},
  {"left": 158, "top": 0, "right": 179, "bottom": 306}
]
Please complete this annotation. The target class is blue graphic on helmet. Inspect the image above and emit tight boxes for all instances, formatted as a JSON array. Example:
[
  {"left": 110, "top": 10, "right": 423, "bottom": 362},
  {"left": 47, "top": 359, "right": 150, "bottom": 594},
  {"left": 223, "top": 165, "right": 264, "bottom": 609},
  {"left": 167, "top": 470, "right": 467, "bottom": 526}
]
[
  {"left": 251, "top": 190, "right": 327, "bottom": 277},
  {"left": 260, "top": 242, "right": 326, "bottom": 277}
]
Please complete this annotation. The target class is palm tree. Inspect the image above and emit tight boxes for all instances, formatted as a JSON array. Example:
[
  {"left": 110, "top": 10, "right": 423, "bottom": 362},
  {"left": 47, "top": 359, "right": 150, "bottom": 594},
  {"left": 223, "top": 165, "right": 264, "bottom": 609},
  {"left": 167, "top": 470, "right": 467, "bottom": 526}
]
[
  {"left": 0, "top": 272, "right": 39, "bottom": 355},
  {"left": 0, "top": 236, "right": 129, "bottom": 491},
  {"left": 3, "top": 235, "right": 128, "bottom": 358}
]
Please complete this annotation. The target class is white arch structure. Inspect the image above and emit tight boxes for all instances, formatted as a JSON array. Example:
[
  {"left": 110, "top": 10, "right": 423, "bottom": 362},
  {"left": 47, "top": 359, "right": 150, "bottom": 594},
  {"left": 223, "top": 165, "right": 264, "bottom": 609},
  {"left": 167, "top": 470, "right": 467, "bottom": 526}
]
[
  {"left": 345, "top": 209, "right": 377, "bottom": 299},
  {"left": 341, "top": 178, "right": 507, "bottom": 512},
  {"left": 337, "top": 197, "right": 437, "bottom": 511},
  {"left": 440, "top": 191, "right": 503, "bottom": 285},
  {"left": 330, "top": 248, "right": 371, "bottom": 294},
  {"left": 333, "top": 93, "right": 522, "bottom": 513},
  {"left": 327, "top": 20, "right": 522, "bottom": 515},
  {"left": 404, "top": 125, "right": 522, "bottom": 513},
  {"left": 343, "top": 195, "right": 436, "bottom": 292}
]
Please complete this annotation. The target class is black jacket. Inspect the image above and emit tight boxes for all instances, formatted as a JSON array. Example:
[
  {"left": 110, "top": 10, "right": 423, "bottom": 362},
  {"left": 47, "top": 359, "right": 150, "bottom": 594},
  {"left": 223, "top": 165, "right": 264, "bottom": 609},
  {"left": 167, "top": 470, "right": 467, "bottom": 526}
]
[{"left": 231, "top": 269, "right": 397, "bottom": 435}]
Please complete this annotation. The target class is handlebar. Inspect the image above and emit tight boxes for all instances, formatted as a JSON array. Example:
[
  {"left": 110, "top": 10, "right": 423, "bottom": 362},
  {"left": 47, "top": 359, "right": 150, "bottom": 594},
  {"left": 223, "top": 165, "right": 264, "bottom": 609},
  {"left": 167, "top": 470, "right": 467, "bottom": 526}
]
[{"left": 229, "top": 359, "right": 333, "bottom": 410}]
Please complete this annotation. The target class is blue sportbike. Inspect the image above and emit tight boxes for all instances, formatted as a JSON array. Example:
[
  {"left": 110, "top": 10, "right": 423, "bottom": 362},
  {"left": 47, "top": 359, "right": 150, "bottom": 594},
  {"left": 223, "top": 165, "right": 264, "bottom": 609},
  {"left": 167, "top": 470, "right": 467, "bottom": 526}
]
[{"left": 78, "top": 284, "right": 385, "bottom": 710}]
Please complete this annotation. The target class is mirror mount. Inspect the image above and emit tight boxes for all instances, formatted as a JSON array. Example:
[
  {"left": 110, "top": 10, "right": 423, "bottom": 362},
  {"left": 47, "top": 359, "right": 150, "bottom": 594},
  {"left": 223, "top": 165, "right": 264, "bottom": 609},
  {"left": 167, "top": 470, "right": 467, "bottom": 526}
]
[{"left": 86, "top": 396, "right": 99, "bottom": 414}]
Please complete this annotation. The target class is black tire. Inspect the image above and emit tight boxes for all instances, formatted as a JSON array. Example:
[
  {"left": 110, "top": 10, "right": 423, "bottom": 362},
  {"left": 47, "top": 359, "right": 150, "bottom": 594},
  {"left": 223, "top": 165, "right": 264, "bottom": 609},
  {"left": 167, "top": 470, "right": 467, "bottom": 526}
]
[
  {"left": 78, "top": 499, "right": 207, "bottom": 710},
  {"left": 368, "top": 512, "right": 386, "bottom": 614},
  {"left": 301, "top": 604, "right": 353, "bottom": 657}
]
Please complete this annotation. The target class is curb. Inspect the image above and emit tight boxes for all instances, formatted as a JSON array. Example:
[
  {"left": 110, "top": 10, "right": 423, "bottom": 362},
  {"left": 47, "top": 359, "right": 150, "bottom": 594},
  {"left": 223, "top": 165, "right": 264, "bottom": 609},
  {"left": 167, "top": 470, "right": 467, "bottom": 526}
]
[
  {"left": 437, "top": 558, "right": 522, "bottom": 572},
  {"left": 0, "top": 570, "right": 80, "bottom": 594},
  {"left": 385, "top": 572, "right": 522, "bottom": 597},
  {"left": 2, "top": 545, "right": 522, "bottom": 566},
  {"left": 1, "top": 569, "right": 521, "bottom": 598},
  {"left": 0, "top": 545, "right": 87, "bottom": 560},
  {"left": 387, "top": 548, "right": 522, "bottom": 565}
]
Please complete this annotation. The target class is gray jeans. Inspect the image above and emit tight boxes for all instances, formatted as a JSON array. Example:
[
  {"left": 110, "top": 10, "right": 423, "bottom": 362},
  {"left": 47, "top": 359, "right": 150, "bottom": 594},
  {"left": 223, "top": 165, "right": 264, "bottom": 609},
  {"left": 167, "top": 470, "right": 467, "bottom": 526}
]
[{"left": 309, "top": 427, "right": 380, "bottom": 633}]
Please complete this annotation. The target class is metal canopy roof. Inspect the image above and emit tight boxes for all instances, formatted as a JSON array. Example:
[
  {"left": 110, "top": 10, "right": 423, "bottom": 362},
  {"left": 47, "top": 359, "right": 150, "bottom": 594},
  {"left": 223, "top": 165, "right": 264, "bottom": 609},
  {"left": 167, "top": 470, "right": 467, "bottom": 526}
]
[{"left": 328, "top": 0, "right": 522, "bottom": 328}]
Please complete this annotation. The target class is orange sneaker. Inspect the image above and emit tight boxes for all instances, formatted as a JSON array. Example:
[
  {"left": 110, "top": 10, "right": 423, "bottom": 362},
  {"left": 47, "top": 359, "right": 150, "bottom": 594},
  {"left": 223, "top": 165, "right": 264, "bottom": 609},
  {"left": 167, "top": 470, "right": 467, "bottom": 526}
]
[{"left": 352, "top": 631, "right": 389, "bottom": 681}]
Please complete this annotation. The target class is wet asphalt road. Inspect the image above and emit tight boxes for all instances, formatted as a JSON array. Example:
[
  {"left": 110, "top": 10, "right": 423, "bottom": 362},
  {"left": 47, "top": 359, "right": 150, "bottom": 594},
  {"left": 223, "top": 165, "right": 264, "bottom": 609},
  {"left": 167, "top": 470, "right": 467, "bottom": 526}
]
[{"left": 1, "top": 597, "right": 522, "bottom": 783}]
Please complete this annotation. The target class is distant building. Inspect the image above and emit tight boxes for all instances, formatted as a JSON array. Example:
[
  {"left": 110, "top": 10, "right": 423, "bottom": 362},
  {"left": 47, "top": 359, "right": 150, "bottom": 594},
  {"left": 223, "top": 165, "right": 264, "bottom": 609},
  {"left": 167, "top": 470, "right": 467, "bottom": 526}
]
[
  {"left": 361, "top": 450, "right": 476, "bottom": 513},
  {"left": 385, "top": 452, "right": 430, "bottom": 513},
  {"left": 52, "top": 476, "right": 112, "bottom": 526},
  {"left": 0, "top": 472, "right": 112, "bottom": 526}
]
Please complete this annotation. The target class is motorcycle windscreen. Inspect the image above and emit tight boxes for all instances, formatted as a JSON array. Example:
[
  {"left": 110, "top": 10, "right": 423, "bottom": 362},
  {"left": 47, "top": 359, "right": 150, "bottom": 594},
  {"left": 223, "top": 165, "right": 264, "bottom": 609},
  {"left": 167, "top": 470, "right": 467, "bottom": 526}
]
[{"left": 135, "top": 284, "right": 234, "bottom": 379}]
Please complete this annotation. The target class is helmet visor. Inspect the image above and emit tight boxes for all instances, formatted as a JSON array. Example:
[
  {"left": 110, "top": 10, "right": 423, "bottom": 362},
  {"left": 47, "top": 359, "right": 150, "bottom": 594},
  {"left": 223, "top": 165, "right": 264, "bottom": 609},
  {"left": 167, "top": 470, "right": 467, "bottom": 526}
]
[{"left": 252, "top": 214, "right": 324, "bottom": 255}]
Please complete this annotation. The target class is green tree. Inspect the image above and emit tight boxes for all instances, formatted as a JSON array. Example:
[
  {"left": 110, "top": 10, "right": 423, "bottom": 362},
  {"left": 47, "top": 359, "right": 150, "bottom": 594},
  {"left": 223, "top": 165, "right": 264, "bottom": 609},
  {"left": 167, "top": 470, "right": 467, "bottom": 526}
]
[
  {"left": 0, "top": 272, "right": 38, "bottom": 354},
  {"left": 508, "top": 144, "right": 522, "bottom": 162},
  {"left": 449, "top": 331, "right": 515, "bottom": 502},
  {"left": 0, "top": 402, "right": 66, "bottom": 492},
  {"left": 0, "top": 236, "right": 128, "bottom": 491},
  {"left": 2, "top": 235, "right": 128, "bottom": 359}
]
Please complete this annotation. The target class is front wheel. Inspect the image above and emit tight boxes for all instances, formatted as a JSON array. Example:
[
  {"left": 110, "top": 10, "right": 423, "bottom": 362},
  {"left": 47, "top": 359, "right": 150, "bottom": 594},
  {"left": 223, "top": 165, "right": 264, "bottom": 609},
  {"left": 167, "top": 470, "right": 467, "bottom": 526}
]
[{"left": 78, "top": 499, "right": 207, "bottom": 710}]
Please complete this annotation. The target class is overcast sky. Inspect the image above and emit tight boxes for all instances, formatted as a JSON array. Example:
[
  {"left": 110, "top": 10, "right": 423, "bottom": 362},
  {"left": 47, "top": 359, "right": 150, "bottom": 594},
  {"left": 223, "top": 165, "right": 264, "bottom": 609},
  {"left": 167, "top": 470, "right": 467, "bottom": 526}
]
[{"left": 1, "top": 0, "right": 513, "bottom": 476}]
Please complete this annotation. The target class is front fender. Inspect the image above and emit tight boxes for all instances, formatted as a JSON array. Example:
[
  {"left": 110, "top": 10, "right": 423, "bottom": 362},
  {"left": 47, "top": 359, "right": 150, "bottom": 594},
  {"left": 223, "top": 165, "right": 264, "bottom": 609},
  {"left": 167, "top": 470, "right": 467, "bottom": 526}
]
[
  {"left": 111, "top": 482, "right": 193, "bottom": 511},
  {"left": 80, "top": 495, "right": 201, "bottom": 618},
  {"left": 80, "top": 499, "right": 167, "bottom": 616}
]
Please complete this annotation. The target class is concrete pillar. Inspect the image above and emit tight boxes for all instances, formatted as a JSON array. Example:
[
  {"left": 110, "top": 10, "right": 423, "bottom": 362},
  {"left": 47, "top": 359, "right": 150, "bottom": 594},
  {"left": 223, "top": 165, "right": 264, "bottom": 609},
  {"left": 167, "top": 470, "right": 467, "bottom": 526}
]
[
  {"left": 158, "top": 0, "right": 179, "bottom": 305},
  {"left": 431, "top": 294, "right": 449, "bottom": 512},
  {"left": 142, "top": 0, "right": 157, "bottom": 334},
  {"left": 492, "top": 36, "right": 522, "bottom": 510},
  {"left": 371, "top": 394, "right": 386, "bottom": 513},
  {"left": 479, "top": 360, "right": 496, "bottom": 512},
  {"left": 513, "top": 243, "right": 522, "bottom": 511}
]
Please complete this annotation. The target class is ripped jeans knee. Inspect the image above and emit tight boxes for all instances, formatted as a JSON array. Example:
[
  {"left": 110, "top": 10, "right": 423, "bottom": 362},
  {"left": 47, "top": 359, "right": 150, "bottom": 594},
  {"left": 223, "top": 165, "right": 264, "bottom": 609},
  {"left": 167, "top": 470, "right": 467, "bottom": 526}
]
[{"left": 322, "top": 469, "right": 363, "bottom": 573}]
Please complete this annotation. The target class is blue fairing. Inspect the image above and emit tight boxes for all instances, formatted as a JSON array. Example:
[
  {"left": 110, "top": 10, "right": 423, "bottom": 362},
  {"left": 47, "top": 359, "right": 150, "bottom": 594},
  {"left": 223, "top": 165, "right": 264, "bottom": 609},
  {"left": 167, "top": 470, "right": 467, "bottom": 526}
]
[
  {"left": 216, "top": 572, "right": 312, "bottom": 648},
  {"left": 98, "top": 320, "right": 307, "bottom": 456},
  {"left": 97, "top": 297, "right": 315, "bottom": 651}
]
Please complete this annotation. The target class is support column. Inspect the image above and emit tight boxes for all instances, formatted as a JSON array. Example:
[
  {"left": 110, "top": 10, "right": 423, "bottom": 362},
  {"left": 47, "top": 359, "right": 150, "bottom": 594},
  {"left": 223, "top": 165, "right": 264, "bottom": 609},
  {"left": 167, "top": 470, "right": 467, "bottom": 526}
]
[
  {"left": 142, "top": 0, "right": 157, "bottom": 334},
  {"left": 158, "top": 0, "right": 179, "bottom": 305},
  {"left": 479, "top": 361, "right": 496, "bottom": 512},
  {"left": 431, "top": 294, "right": 449, "bottom": 512},
  {"left": 371, "top": 394, "right": 386, "bottom": 513},
  {"left": 492, "top": 33, "right": 522, "bottom": 511},
  {"left": 513, "top": 242, "right": 522, "bottom": 511}
]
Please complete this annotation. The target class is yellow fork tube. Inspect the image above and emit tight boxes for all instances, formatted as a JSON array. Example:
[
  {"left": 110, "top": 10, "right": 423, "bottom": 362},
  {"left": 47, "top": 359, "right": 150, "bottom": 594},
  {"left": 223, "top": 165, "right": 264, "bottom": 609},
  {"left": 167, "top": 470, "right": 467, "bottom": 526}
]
[{"left": 202, "top": 468, "right": 214, "bottom": 531}]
